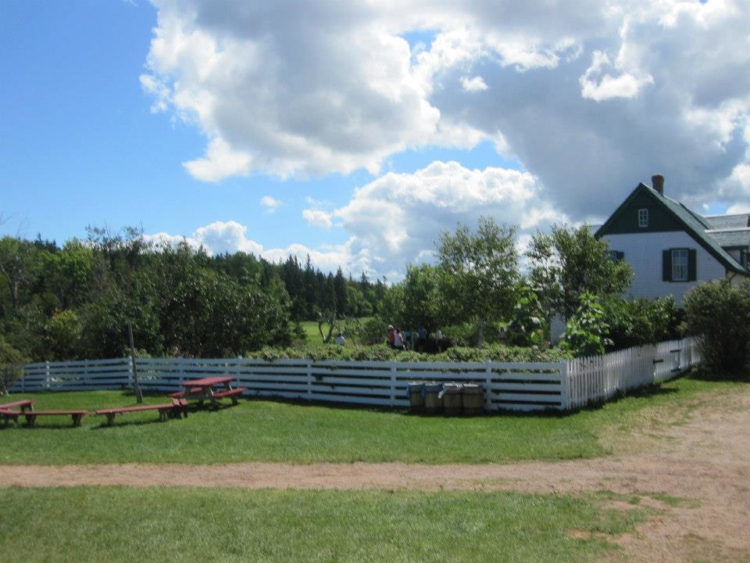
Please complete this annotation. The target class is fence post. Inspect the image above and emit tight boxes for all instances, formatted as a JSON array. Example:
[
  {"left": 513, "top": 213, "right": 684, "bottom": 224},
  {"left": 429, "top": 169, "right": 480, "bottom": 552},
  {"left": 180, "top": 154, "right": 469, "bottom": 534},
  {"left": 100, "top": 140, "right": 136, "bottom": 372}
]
[
  {"left": 307, "top": 359, "right": 313, "bottom": 400},
  {"left": 485, "top": 362, "right": 493, "bottom": 411},
  {"left": 45, "top": 360, "right": 50, "bottom": 390},
  {"left": 560, "top": 360, "right": 570, "bottom": 411},
  {"left": 390, "top": 363, "right": 397, "bottom": 407}
]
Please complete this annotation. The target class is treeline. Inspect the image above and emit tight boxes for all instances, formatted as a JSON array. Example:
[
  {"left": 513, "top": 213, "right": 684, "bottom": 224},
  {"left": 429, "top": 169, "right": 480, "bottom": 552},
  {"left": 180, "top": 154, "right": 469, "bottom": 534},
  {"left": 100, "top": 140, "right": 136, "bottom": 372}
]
[{"left": 0, "top": 227, "right": 385, "bottom": 362}]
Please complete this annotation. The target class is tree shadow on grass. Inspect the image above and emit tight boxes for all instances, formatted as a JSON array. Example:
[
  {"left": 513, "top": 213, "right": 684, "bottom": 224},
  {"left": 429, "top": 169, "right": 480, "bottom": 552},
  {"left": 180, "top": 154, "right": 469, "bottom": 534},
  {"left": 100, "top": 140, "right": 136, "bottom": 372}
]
[{"left": 683, "top": 365, "right": 750, "bottom": 383}]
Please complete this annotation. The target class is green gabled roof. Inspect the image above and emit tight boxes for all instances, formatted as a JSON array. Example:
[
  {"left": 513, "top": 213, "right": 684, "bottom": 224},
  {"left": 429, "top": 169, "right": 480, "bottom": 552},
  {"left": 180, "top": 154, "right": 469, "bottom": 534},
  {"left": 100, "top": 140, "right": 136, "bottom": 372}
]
[
  {"left": 708, "top": 229, "right": 750, "bottom": 249},
  {"left": 596, "top": 182, "right": 748, "bottom": 275},
  {"left": 706, "top": 214, "right": 750, "bottom": 229}
]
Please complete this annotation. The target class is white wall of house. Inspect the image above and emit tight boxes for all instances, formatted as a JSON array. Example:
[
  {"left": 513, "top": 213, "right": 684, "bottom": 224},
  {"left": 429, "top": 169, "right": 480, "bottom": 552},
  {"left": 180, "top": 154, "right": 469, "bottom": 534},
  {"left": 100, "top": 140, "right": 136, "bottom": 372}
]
[{"left": 603, "top": 231, "right": 726, "bottom": 306}]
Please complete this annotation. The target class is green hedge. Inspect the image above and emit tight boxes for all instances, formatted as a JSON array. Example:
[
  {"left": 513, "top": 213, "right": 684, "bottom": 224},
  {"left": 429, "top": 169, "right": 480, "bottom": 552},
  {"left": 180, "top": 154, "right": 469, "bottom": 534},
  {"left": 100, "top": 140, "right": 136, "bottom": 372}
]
[{"left": 247, "top": 343, "right": 570, "bottom": 363}]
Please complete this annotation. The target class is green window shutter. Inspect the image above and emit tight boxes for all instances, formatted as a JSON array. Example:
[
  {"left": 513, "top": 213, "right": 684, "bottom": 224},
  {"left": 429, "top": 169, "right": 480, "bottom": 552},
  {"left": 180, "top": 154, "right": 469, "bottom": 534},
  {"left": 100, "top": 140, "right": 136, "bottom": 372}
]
[
  {"left": 662, "top": 250, "right": 672, "bottom": 281},
  {"left": 688, "top": 249, "right": 697, "bottom": 281}
]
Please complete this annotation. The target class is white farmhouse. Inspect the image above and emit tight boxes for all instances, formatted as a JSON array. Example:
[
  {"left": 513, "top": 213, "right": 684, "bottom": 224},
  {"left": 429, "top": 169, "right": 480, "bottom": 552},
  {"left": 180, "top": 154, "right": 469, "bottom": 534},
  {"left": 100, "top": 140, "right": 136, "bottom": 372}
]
[{"left": 595, "top": 175, "right": 750, "bottom": 306}]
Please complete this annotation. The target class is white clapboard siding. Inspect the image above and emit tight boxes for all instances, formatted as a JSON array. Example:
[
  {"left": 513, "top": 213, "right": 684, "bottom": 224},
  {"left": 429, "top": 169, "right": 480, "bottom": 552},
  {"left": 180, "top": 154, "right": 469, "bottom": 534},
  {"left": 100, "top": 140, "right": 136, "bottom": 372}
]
[{"left": 8, "top": 338, "right": 699, "bottom": 412}]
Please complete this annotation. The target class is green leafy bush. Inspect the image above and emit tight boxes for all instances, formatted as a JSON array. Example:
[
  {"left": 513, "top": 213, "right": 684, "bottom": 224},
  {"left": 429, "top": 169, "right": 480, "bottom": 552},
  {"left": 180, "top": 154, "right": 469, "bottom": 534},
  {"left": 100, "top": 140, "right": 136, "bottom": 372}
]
[
  {"left": 247, "top": 343, "right": 569, "bottom": 363},
  {"left": 506, "top": 287, "right": 548, "bottom": 347},
  {"left": 684, "top": 279, "right": 750, "bottom": 376},
  {"left": 604, "top": 296, "right": 683, "bottom": 350},
  {"left": 0, "top": 338, "right": 27, "bottom": 395},
  {"left": 560, "top": 292, "right": 612, "bottom": 358}
]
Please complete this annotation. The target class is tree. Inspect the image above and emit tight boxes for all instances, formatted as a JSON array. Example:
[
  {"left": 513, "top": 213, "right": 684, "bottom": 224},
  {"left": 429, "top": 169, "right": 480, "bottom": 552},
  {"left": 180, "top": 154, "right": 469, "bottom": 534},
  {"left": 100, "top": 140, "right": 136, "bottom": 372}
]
[
  {"left": 401, "top": 264, "right": 443, "bottom": 334},
  {"left": 560, "top": 292, "right": 613, "bottom": 357},
  {"left": 527, "top": 224, "right": 632, "bottom": 321},
  {"left": 0, "top": 337, "right": 26, "bottom": 395},
  {"left": 603, "top": 295, "right": 681, "bottom": 350},
  {"left": 437, "top": 217, "right": 520, "bottom": 347},
  {"left": 506, "top": 287, "right": 548, "bottom": 347},
  {"left": 684, "top": 279, "right": 750, "bottom": 376}
]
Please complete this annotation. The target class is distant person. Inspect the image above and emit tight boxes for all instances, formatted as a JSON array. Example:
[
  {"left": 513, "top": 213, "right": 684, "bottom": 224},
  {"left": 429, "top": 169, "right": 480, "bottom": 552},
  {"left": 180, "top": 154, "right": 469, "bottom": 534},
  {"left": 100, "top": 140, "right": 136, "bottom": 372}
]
[
  {"left": 498, "top": 327, "right": 507, "bottom": 342},
  {"left": 335, "top": 333, "right": 346, "bottom": 346},
  {"left": 435, "top": 328, "right": 443, "bottom": 352},
  {"left": 393, "top": 328, "right": 405, "bottom": 350},
  {"left": 388, "top": 324, "right": 396, "bottom": 348}
]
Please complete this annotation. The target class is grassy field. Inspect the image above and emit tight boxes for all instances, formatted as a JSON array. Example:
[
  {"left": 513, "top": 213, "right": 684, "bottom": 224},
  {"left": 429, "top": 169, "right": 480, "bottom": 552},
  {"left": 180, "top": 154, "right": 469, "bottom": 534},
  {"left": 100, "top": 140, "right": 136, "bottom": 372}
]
[
  {"left": 0, "top": 487, "right": 645, "bottom": 563},
  {"left": 2, "top": 375, "right": 740, "bottom": 562},
  {"left": 0, "top": 376, "right": 731, "bottom": 465}
]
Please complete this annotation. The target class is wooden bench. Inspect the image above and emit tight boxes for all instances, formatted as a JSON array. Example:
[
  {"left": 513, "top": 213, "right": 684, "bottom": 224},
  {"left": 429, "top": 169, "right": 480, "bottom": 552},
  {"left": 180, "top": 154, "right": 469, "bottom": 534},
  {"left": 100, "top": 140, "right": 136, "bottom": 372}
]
[
  {"left": 172, "top": 397, "right": 189, "bottom": 418},
  {"left": 0, "top": 408, "right": 22, "bottom": 427},
  {"left": 212, "top": 387, "right": 247, "bottom": 405},
  {"left": 95, "top": 402, "right": 181, "bottom": 426},
  {"left": 0, "top": 399, "right": 34, "bottom": 412},
  {"left": 23, "top": 410, "right": 88, "bottom": 427}
]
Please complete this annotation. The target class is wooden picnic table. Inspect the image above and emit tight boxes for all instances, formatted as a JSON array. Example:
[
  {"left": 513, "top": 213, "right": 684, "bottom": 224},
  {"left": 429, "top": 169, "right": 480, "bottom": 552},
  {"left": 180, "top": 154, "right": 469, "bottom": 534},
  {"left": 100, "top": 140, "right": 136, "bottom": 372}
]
[{"left": 177, "top": 376, "right": 247, "bottom": 408}]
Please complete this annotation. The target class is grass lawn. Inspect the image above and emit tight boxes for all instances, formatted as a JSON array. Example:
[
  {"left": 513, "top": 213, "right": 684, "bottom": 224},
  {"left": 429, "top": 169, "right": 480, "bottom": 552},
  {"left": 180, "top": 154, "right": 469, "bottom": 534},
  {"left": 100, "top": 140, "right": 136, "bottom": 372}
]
[
  {"left": 0, "top": 487, "right": 645, "bottom": 563},
  {"left": 301, "top": 320, "right": 323, "bottom": 342},
  {"left": 2, "top": 374, "right": 741, "bottom": 562},
  {"left": 0, "top": 375, "right": 736, "bottom": 465}
]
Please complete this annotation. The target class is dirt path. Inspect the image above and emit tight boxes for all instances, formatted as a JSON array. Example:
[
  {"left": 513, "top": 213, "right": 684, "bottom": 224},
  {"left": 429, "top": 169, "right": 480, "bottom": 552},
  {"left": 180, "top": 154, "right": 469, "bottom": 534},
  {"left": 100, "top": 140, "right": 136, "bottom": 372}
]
[{"left": 3, "top": 388, "right": 750, "bottom": 562}]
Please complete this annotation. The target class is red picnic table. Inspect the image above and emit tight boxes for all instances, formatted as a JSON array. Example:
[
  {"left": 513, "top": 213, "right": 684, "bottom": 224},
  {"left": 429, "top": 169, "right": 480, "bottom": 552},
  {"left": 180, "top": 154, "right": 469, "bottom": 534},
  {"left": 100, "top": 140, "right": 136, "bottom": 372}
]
[{"left": 176, "top": 376, "right": 247, "bottom": 408}]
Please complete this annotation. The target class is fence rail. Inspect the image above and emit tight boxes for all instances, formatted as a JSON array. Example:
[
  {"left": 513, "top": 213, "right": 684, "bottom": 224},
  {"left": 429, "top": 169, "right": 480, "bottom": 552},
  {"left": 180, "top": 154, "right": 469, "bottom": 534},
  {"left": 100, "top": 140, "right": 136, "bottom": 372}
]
[{"left": 9, "top": 338, "right": 700, "bottom": 412}]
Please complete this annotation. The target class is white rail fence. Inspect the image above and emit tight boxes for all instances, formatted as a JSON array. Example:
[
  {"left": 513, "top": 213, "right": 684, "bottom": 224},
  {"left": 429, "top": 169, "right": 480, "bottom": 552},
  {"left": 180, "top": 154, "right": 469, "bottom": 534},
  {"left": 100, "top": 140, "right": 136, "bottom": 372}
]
[{"left": 9, "top": 338, "right": 700, "bottom": 412}]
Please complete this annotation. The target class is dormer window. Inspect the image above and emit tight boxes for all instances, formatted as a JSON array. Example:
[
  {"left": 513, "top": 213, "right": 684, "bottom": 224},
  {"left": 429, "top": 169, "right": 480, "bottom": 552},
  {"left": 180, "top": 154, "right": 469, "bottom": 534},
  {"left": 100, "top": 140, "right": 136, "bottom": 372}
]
[{"left": 638, "top": 208, "right": 649, "bottom": 228}]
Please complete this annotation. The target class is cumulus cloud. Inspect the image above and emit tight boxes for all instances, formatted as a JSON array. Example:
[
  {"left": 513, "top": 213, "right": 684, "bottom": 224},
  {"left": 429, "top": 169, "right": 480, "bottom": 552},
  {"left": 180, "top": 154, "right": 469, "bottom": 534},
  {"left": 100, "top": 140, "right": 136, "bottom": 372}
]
[
  {"left": 302, "top": 209, "right": 333, "bottom": 229},
  {"left": 329, "top": 161, "right": 568, "bottom": 277},
  {"left": 143, "top": 0, "right": 750, "bottom": 226},
  {"left": 260, "top": 196, "right": 282, "bottom": 214},
  {"left": 145, "top": 161, "right": 569, "bottom": 281},
  {"left": 460, "top": 76, "right": 488, "bottom": 92}
]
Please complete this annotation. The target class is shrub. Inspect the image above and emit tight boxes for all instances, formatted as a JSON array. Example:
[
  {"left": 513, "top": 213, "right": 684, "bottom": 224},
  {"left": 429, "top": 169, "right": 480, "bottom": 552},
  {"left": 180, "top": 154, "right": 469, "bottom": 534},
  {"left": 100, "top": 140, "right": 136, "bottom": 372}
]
[
  {"left": 506, "top": 287, "right": 548, "bottom": 347},
  {"left": 0, "top": 338, "right": 27, "bottom": 395},
  {"left": 560, "top": 292, "right": 612, "bottom": 357},
  {"left": 246, "top": 343, "right": 570, "bottom": 363},
  {"left": 604, "top": 296, "right": 683, "bottom": 351},
  {"left": 684, "top": 279, "right": 750, "bottom": 376}
]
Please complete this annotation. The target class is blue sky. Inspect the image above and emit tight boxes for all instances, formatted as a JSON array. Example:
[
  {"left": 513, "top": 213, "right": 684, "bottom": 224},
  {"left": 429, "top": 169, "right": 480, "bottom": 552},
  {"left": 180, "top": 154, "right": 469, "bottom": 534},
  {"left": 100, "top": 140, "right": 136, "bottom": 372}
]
[{"left": 2, "top": 0, "right": 748, "bottom": 281}]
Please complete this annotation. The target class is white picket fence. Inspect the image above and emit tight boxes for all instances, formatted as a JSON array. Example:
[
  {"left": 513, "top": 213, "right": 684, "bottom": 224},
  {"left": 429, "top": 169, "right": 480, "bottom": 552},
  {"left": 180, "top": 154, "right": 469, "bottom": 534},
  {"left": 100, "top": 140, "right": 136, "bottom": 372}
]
[{"left": 9, "top": 337, "right": 700, "bottom": 412}]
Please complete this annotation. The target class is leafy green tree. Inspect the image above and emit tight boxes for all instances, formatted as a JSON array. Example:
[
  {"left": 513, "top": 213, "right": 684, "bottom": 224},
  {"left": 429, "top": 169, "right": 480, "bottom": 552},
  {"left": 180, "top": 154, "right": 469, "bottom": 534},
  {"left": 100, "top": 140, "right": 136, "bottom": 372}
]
[
  {"left": 45, "top": 310, "right": 82, "bottom": 361},
  {"left": 401, "top": 264, "right": 444, "bottom": 334},
  {"left": 527, "top": 225, "right": 632, "bottom": 321},
  {"left": 684, "top": 279, "right": 750, "bottom": 376},
  {"left": 0, "top": 337, "right": 26, "bottom": 395},
  {"left": 0, "top": 237, "right": 38, "bottom": 315},
  {"left": 506, "top": 287, "right": 548, "bottom": 347},
  {"left": 437, "top": 217, "right": 520, "bottom": 347},
  {"left": 560, "top": 292, "right": 613, "bottom": 357},
  {"left": 604, "top": 296, "right": 682, "bottom": 350}
]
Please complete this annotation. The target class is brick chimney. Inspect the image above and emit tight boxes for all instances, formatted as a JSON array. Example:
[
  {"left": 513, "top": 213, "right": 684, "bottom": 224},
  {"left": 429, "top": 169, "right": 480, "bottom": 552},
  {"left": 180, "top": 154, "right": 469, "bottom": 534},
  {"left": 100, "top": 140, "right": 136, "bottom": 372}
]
[{"left": 652, "top": 174, "right": 664, "bottom": 195}]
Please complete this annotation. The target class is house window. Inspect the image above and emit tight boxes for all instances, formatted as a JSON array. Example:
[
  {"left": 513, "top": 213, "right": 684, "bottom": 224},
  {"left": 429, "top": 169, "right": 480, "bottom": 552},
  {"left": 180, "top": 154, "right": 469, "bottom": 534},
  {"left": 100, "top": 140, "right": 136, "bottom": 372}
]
[
  {"left": 608, "top": 250, "right": 625, "bottom": 263},
  {"left": 638, "top": 209, "right": 649, "bottom": 228},
  {"left": 741, "top": 249, "right": 749, "bottom": 269},
  {"left": 672, "top": 249, "right": 688, "bottom": 281},
  {"left": 662, "top": 248, "right": 697, "bottom": 282}
]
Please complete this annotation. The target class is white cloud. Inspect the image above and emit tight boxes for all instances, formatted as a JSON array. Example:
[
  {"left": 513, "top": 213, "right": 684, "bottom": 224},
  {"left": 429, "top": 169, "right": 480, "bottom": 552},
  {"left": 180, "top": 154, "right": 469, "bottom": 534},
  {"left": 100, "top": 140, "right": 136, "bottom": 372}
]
[
  {"left": 329, "top": 161, "right": 569, "bottom": 278},
  {"left": 143, "top": 0, "right": 750, "bottom": 221},
  {"left": 260, "top": 196, "right": 283, "bottom": 214},
  {"left": 184, "top": 138, "right": 253, "bottom": 183},
  {"left": 302, "top": 209, "right": 333, "bottom": 229},
  {"left": 579, "top": 50, "right": 653, "bottom": 101},
  {"left": 460, "top": 76, "right": 488, "bottom": 92},
  {"left": 144, "top": 161, "right": 570, "bottom": 281},
  {"left": 193, "top": 221, "right": 264, "bottom": 255}
]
